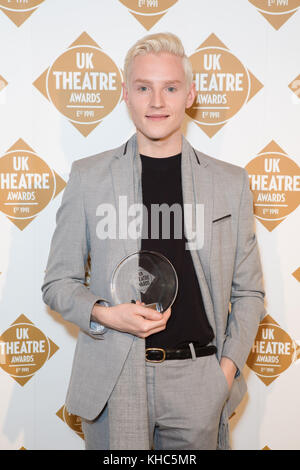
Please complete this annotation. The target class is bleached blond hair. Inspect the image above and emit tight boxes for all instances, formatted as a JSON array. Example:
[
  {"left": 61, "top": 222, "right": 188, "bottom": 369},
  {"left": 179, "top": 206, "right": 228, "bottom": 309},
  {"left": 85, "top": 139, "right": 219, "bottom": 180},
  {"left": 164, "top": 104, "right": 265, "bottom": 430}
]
[{"left": 123, "top": 32, "right": 193, "bottom": 90}]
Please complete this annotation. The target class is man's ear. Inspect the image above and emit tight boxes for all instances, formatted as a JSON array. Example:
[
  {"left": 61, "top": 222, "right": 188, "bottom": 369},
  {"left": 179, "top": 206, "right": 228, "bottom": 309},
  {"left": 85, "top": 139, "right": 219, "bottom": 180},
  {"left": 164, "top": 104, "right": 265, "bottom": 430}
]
[
  {"left": 122, "top": 82, "right": 129, "bottom": 105},
  {"left": 185, "top": 81, "right": 196, "bottom": 109}
]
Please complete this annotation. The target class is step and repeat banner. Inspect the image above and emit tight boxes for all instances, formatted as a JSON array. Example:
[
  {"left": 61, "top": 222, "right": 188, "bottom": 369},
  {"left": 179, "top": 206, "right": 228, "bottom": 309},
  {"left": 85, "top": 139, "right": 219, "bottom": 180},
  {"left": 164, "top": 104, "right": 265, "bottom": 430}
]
[{"left": 0, "top": 0, "right": 299, "bottom": 450}]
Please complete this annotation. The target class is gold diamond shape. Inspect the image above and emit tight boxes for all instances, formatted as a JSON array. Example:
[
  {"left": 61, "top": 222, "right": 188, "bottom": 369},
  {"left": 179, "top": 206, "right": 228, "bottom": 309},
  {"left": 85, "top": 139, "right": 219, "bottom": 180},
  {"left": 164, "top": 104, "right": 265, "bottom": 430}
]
[{"left": 0, "top": 314, "right": 59, "bottom": 386}]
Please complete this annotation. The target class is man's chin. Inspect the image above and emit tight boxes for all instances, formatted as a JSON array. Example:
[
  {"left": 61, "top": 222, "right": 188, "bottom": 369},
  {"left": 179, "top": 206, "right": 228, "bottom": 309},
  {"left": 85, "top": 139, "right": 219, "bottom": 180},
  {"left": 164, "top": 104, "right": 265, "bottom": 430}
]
[{"left": 139, "top": 129, "right": 176, "bottom": 142}]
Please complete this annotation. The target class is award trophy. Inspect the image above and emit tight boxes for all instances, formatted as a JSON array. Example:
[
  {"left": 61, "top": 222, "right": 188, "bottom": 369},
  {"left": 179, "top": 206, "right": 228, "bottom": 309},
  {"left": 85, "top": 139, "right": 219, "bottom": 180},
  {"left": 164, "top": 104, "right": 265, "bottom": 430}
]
[{"left": 110, "top": 250, "right": 178, "bottom": 312}]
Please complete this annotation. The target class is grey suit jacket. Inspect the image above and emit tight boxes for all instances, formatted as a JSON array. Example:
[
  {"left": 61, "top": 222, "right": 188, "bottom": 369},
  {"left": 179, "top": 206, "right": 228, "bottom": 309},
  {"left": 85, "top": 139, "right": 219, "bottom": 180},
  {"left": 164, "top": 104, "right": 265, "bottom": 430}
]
[{"left": 41, "top": 133, "right": 265, "bottom": 427}]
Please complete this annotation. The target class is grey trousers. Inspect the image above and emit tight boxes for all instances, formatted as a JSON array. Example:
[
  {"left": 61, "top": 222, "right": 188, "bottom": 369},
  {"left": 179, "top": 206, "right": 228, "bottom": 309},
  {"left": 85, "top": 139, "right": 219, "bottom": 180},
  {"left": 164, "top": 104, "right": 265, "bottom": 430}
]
[{"left": 81, "top": 346, "right": 229, "bottom": 450}]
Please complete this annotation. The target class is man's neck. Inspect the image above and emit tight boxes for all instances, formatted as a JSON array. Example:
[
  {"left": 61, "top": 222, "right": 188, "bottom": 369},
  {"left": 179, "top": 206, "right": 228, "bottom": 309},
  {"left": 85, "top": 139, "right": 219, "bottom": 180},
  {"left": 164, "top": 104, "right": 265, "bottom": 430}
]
[{"left": 136, "top": 130, "right": 182, "bottom": 158}]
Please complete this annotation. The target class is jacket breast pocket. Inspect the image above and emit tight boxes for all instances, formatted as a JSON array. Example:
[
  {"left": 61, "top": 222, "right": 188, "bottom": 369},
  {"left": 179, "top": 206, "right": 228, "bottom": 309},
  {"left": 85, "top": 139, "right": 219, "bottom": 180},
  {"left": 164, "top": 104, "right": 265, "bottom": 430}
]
[{"left": 212, "top": 214, "right": 232, "bottom": 224}]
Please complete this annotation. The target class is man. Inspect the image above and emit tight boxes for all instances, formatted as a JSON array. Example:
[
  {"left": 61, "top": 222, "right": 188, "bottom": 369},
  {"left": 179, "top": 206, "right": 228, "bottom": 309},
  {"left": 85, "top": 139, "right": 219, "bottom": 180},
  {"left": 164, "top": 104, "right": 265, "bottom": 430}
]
[{"left": 41, "top": 32, "right": 265, "bottom": 450}]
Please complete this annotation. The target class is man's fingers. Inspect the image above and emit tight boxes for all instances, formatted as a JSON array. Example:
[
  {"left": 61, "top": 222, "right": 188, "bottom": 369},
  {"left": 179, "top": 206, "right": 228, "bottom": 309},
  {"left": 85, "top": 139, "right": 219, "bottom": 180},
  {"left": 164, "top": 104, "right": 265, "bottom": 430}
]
[
  {"left": 134, "top": 304, "right": 163, "bottom": 321},
  {"left": 126, "top": 302, "right": 171, "bottom": 336},
  {"left": 143, "top": 326, "right": 167, "bottom": 337},
  {"left": 162, "top": 307, "right": 171, "bottom": 319},
  {"left": 156, "top": 307, "right": 171, "bottom": 323}
]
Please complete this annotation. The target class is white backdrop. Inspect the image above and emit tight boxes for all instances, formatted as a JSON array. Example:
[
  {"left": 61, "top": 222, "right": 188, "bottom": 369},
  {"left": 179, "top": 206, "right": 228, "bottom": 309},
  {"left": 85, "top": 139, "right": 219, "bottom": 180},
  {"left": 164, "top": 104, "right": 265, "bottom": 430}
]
[{"left": 0, "top": 0, "right": 299, "bottom": 450}]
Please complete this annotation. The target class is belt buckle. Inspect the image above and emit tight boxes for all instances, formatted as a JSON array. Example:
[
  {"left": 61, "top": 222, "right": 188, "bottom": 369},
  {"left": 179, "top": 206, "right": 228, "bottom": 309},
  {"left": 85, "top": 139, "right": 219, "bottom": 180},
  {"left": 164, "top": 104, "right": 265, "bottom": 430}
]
[{"left": 145, "top": 347, "right": 166, "bottom": 363}]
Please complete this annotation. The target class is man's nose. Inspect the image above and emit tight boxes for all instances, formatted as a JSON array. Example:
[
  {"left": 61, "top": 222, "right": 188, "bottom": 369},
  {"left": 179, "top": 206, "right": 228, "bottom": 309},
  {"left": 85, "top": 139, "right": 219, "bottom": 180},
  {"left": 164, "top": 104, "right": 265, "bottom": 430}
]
[{"left": 150, "top": 89, "right": 164, "bottom": 108}]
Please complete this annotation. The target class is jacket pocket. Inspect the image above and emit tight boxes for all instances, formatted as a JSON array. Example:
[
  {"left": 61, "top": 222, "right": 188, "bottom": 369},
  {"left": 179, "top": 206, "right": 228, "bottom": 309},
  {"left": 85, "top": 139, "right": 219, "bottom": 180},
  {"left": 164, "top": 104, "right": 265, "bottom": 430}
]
[
  {"left": 213, "top": 354, "right": 230, "bottom": 400},
  {"left": 212, "top": 214, "right": 231, "bottom": 223}
]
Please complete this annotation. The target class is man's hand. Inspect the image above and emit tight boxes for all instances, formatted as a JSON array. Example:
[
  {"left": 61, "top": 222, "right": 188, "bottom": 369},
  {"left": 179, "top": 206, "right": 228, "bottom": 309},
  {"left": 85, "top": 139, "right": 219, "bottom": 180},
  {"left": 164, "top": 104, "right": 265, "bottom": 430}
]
[
  {"left": 220, "top": 356, "right": 237, "bottom": 391},
  {"left": 92, "top": 300, "right": 171, "bottom": 338}
]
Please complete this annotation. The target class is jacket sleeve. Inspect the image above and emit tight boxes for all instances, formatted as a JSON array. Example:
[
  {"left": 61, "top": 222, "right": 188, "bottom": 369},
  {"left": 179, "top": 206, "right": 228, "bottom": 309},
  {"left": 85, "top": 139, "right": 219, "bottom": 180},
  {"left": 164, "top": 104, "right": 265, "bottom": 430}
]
[
  {"left": 41, "top": 161, "right": 108, "bottom": 337},
  {"left": 221, "top": 168, "right": 266, "bottom": 373}
]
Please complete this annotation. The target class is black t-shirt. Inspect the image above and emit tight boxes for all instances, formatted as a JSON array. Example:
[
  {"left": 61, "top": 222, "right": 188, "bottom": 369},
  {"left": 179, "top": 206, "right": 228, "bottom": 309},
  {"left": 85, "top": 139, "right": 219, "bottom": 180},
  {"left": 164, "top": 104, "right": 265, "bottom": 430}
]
[{"left": 140, "top": 153, "right": 214, "bottom": 349}]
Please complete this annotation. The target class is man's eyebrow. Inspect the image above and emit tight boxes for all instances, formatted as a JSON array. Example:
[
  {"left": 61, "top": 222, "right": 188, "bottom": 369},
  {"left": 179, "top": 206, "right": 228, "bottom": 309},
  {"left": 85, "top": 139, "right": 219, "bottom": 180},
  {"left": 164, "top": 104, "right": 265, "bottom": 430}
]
[{"left": 133, "top": 79, "right": 183, "bottom": 85}]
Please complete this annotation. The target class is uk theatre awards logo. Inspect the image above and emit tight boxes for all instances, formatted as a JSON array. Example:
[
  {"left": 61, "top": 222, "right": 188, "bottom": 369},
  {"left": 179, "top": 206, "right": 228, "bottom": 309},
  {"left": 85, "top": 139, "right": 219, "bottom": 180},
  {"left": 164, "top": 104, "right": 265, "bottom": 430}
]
[
  {"left": 248, "top": 0, "right": 300, "bottom": 30},
  {"left": 33, "top": 32, "right": 123, "bottom": 137},
  {"left": 0, "top": 0, "right": 45, "bottom": 26},
  {"left": 118, "top": 0, "right": 178, "bottom": 29},
  {"left": 0, "top": 314, "right": 59, "bottom": 386},
  {"left": 245, "top": 140, "right": 300, "bottom": 231},
  {"left": 186, "top": 34, "right": 263, "bottom": 138},
  {"left": 0, "top": 139, "right": 66, "bottom": 230}
]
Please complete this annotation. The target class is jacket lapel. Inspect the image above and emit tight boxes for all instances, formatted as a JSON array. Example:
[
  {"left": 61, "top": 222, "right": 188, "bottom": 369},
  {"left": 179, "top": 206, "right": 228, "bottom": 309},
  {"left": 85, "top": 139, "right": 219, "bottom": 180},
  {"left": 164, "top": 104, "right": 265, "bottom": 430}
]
[
  {"left": 110, "top": 134, "right": 141, "bottom": 258},
  {"left": 181, "top": 136, "right": 216, "bottom": 334},
  {"left": 181, "top": 136, "right": 213, "bottom": 290}
]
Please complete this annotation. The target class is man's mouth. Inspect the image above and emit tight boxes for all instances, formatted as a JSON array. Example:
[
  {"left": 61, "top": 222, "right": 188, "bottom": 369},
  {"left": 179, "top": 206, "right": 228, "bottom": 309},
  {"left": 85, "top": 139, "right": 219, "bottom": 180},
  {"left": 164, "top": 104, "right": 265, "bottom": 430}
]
[{"left": 145, "top": 114, "right": 169, "bottom": 121}]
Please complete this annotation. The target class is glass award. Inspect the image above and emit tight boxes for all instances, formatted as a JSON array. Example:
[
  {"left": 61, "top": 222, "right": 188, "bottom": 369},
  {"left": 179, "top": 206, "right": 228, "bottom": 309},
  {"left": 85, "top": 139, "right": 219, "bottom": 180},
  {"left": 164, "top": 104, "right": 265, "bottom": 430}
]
[{"left": 110, "top": 250, "right": 178, "bottom": 312}]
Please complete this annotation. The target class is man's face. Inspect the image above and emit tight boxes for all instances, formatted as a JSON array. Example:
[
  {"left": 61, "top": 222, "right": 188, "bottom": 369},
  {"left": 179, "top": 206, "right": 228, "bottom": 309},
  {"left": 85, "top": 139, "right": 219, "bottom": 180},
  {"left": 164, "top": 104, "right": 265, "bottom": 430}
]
[{"left": 123, "top": 52, "right": 195, "bottom": 142}]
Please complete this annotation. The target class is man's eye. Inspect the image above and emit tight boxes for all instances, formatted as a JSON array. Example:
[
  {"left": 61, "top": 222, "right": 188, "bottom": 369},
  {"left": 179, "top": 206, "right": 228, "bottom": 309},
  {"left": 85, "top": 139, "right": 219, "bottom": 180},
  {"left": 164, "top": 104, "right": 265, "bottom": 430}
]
[
  {"left": 139, "top": 86, "right": 148, "bottom": 92},
  {"left": 167, "top": 86, "right": 176, "bottom": 92}
]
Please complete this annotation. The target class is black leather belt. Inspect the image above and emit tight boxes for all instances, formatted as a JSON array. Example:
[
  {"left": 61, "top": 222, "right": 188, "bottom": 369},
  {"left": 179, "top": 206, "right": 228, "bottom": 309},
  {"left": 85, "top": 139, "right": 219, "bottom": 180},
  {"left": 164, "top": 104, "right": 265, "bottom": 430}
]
[{"left": 145, "top": 344, "right": 217, "bottom": 363}]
